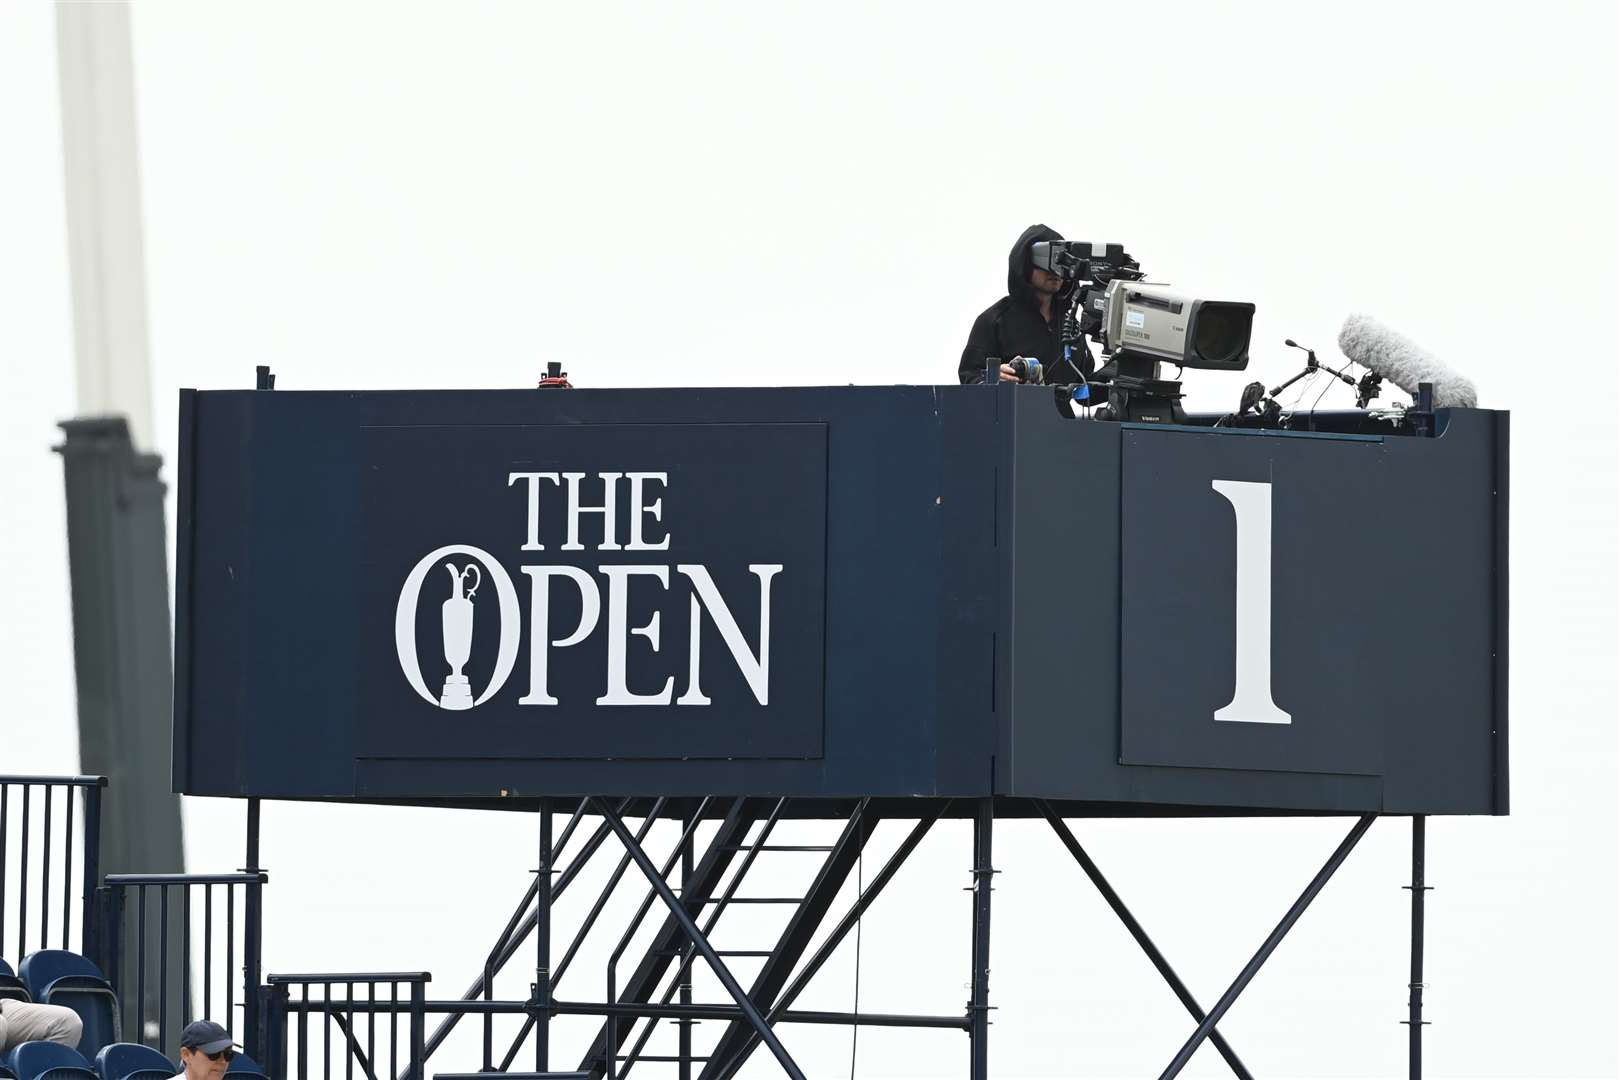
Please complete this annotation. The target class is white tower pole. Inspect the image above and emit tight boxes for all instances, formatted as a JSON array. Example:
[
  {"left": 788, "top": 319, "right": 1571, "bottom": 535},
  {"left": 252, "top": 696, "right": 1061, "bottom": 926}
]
[{"left": 55, "top": 0, "right": 155, "bottom": 451}]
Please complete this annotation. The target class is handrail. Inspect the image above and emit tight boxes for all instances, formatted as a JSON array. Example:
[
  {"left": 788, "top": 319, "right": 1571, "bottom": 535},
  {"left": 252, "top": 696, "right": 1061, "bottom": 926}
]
[
  {"left": 0, "top": 775, "right": 108, "bottom": 786},
  {"left": 271, "top": 973, "right": 431, "bottom": 985},
  {"left": 98, "top": 867, "right": 267, "bottom": 1054},
  {"left": 105, "top": 872, "right": 268, "bottom": 886},
  {"left": 2, "top": 775, "right": 104, "bottom": 977},
  {"left": 267, "top": 971, "right": 428, "bottom": 1080}
]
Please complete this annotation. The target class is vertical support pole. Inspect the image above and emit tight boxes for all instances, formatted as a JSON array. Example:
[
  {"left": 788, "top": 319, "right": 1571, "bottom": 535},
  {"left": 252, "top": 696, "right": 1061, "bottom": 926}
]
[
  {"left": 536, "top": 799, "right": 553, "bottom": 1073},
  {"left": 263, "top": 982, "right": 289, "bottom": 1080},
  {"left": 969, "top": 800, "right": 994, "bottom": 1080},
  {"left": 408, "top": 980, "right": 426, "bottom": 1080},
  {"left": 245, "top": 798, "right": 264, "bottom": 1058},
  {"left": 43, "top": 786, "right": 54, "bottom": 951},
  {"left": 98, "top": 886, "right": 125, "bottom": 1028},
  {"left": 1405, "top": 815, "right": 1429, "bottom": 1079},
  {"left": 159, "top": 886, "right": 169, "bottom": 1049},
  {"left": 82, "top": 781, "right": 104, "bottom": 964},
  {"left": 679, "top": 808, "right": 696, "bottom": 1080},
  {"left": 20, "top": 785, "right": 30, "bottom": 961}
]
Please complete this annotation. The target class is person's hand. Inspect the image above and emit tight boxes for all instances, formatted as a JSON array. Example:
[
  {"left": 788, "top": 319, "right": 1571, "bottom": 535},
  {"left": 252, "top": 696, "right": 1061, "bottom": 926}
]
[{"left": 999, "top": 362, "right": 1022, "bottom": 383}]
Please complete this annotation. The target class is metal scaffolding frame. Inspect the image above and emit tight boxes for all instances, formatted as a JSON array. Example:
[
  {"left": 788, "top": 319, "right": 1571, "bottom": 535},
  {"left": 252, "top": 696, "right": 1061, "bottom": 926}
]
[
  {"left": 242, "top": 798, "right": 1422, "bottom": 1080},
  {"left": 0, "top": 780, "right": 1430, "bottom": 1080}
]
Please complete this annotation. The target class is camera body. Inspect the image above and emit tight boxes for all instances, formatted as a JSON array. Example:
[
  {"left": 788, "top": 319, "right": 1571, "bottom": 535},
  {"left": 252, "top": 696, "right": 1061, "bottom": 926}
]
[{"left": 1100, "top": 279, "right": 1256, "bottom": 371}]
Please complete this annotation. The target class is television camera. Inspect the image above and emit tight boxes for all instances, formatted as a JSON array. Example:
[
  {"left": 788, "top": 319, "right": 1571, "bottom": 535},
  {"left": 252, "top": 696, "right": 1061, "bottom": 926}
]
[{"left": 1028, "top": 241, "right": 1257, "bottom": 423}]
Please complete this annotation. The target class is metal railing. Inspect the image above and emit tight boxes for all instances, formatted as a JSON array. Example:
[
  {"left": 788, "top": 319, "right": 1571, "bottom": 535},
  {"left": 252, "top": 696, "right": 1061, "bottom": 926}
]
[
  {"left": 98, "top": 871, "right": 267, "bottom": 1053},
  {"left": 263, "top": 973, "right": 429, "bottom": 1080},
  {"left": 0, "top": 775, "right": 105, "bottom": 964}
]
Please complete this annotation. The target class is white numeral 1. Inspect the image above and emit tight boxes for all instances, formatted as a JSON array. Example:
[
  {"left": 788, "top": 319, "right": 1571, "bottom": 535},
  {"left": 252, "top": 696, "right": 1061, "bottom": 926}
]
[{"left": 1210, "top": 480, "right": 1291, "bottom": 725}]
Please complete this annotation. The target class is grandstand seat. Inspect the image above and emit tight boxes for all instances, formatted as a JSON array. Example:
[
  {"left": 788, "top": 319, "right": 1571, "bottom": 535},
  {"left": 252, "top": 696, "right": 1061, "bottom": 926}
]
[
  {"left": 0, "top": 958, "right": 31, "bottom": 1003},
  {"left": 6, "top": 1041, "right": 99, "bottom": 1080},
  {"left": 15, "top": 953, "right": 120, "bottom": 1058},
  {"left": 223, "top": 1054, "right": 266, "bottom": 1080},
  {"left": 93, "top": 1045, "right": 174, "bottom": 1080}
]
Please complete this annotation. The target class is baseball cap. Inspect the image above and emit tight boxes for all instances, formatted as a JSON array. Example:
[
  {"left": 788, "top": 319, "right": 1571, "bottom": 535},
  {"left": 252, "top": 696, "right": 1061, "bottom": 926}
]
[{"left": 179, "top": 1020, "right": 240, "bottom": 1055}]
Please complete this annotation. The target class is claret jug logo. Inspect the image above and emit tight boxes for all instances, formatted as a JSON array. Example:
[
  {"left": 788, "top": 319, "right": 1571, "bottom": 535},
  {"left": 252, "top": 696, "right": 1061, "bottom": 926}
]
[
  {"left": 391, "top": 471, "right": 782, "bottom": 713},
  {"left": 393, "top": 544, "right": 522, "bottom": 710}
]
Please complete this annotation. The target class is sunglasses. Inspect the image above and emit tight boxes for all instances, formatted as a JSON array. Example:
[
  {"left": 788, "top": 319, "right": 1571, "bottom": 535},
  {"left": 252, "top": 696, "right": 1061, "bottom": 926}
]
[{"left": 188, "top": 1049, "right": 236, "bottom": 1063}]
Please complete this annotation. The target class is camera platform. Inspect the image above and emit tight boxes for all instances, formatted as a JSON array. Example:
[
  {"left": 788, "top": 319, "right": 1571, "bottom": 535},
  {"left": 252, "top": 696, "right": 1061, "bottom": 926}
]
[{"left": 152, "top": 381, "right": 1507, "bottom": 1077}]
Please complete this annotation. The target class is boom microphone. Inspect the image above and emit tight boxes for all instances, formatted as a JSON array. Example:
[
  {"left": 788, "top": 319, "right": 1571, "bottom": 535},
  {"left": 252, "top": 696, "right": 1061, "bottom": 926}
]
[{"left": 1336, "top": 314, "right": 1477, "bottom": 408}]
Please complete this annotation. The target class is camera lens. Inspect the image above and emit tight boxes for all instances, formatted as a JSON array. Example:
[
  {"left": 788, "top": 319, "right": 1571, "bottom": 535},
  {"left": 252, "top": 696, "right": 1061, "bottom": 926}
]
[{"left": 1192, "top": 303, "right": 1255, "bottom": 368}]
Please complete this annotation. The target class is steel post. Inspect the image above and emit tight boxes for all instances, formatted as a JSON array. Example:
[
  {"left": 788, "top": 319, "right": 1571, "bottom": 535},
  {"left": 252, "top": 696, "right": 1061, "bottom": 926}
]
[
  {"left": 537, "top": 800, "right": 553, "bottom": 1073},
  {"left": 81, "top": 781, "right": 105, "bottom": 964},
  {"left": 408, "top": 980, "right": 426, "bottom": 1080},
  {"left": 969, "top": 799, "right": 994, "bottom": 1080},
  {"left": 1405, "top": 815, "right": 1429, "bottom": 1079},
  {"left": 679, "top": 811, "right": 695, "bottom": 1080},
  {"left": 244, "top": 799, "right": 263, "bottom": 1058}
]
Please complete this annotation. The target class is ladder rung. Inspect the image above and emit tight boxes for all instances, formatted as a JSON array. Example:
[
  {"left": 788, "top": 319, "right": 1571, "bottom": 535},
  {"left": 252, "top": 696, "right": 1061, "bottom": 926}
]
[
  {"left": 692, "top": 897, "right": 802, "bottom": 905},
  {"left": 721, "top": 844, "right": 835, "bottom": 852},
  {"left": 714, "top": 950, "right": 774, "bottom": 957},
  {"left": 617, "top": 1056, "right": 710, "bottom": 1063}
]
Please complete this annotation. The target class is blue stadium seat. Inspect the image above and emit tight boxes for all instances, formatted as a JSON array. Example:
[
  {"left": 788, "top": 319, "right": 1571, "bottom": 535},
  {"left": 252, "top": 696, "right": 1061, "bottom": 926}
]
[
  {"left": 15, "top": 953, "right": 120, "bottom": 1058},
  {"left": 224, "top": 1054, "right": 267, "bottom": 1080},
  {"left": 6, "top": 1041, "right": 99, "bottom": 1080},
  {"left": 0, "top": 958, "right": 31, "bottom": 1003},
  {"left": 93, "top": 1045, "right": 174, "bottom": 1080}
]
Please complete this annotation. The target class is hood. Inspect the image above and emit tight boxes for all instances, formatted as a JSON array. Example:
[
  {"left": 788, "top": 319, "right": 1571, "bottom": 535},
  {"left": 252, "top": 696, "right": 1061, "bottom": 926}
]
[{"left": 1007, "top": 223, "right": 1064, "bottom": 302}]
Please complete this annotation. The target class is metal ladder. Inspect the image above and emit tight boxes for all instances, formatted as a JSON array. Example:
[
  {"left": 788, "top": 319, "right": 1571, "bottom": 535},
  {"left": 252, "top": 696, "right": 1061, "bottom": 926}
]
[{"left": 597, "top": 798, "right": 876, "bottom": 1080}]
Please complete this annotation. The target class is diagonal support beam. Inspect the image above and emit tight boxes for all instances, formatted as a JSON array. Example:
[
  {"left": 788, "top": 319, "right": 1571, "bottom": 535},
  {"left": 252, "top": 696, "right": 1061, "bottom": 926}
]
[
  {"left": 1157, "top": 814, "right": 1376, "bottom": 1080},
  {"left": 590, "top": 797, "right": 808, "bottom": 1080},
  {"left": 1038, "top": 802, "right": 1254, "bottom": 1080},
  {"left": 619, "top": 800, "right": 790, "bottom": 1078},
  {"left": 697, "top": 800, "right": 876, "bottom": 1080},
  {"left": 578, "top": 799, "right": 755, "bottom": 1078}
]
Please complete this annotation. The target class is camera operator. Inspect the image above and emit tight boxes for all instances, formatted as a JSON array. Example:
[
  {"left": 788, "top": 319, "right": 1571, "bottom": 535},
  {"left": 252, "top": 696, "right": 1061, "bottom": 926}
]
[{"left": 959, "top": 223, "right": 1097, "bottom": 386}]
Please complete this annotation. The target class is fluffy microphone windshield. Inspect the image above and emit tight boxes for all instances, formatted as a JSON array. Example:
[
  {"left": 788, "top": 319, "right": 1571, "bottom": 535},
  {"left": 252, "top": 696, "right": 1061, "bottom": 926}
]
[{"left": 1337, "top": 313, "right": 1478, "bottom": 408}]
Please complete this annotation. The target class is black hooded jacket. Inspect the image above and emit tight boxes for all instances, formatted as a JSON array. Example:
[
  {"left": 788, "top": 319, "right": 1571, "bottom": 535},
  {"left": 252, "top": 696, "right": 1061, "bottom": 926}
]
[{"left": 958, "top": 224, "right": 1094, "bottom": 386}]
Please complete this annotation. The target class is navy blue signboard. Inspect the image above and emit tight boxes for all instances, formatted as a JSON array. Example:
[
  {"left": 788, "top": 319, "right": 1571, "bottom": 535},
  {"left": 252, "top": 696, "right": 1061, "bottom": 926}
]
[
  {"left": 360, "top": 422, "right": 828, "bottom": 760},
  {"left": 174, "top": 386, "right": 1506, "bottom": 814}
]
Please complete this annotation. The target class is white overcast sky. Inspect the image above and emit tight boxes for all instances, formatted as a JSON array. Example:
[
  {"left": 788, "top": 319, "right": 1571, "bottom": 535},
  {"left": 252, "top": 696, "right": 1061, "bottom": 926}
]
[{"left": 2, "top": 2, "right": 1617, "bottom": 1076}]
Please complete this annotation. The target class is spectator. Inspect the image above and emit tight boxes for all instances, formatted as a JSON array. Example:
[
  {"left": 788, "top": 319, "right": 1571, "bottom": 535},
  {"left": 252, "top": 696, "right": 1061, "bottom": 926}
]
[
  {"left": 0, "top": 998, "right": 85, "bottom": 1053},
  {"left": 172, "top": 1020, "right": 239, "bottom": 1080}
]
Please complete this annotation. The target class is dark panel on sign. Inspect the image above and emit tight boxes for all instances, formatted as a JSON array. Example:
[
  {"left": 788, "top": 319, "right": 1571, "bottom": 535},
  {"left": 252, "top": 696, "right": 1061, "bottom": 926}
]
[
  {"left": 1118, "top": 427, "right": 1385, "bottom": 775},
  {"left": 358, "top": 422, "right": 827, "bottom": 761}
]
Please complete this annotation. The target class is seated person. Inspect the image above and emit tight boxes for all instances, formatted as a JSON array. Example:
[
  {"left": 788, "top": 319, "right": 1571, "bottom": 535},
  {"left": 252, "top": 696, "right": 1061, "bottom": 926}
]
[
  {"left": 172, "top": 1020, "right": 240, "bottom": 1080},
  {"left": 0, "top": 998, "right": 85, "bottom": 1053}
]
